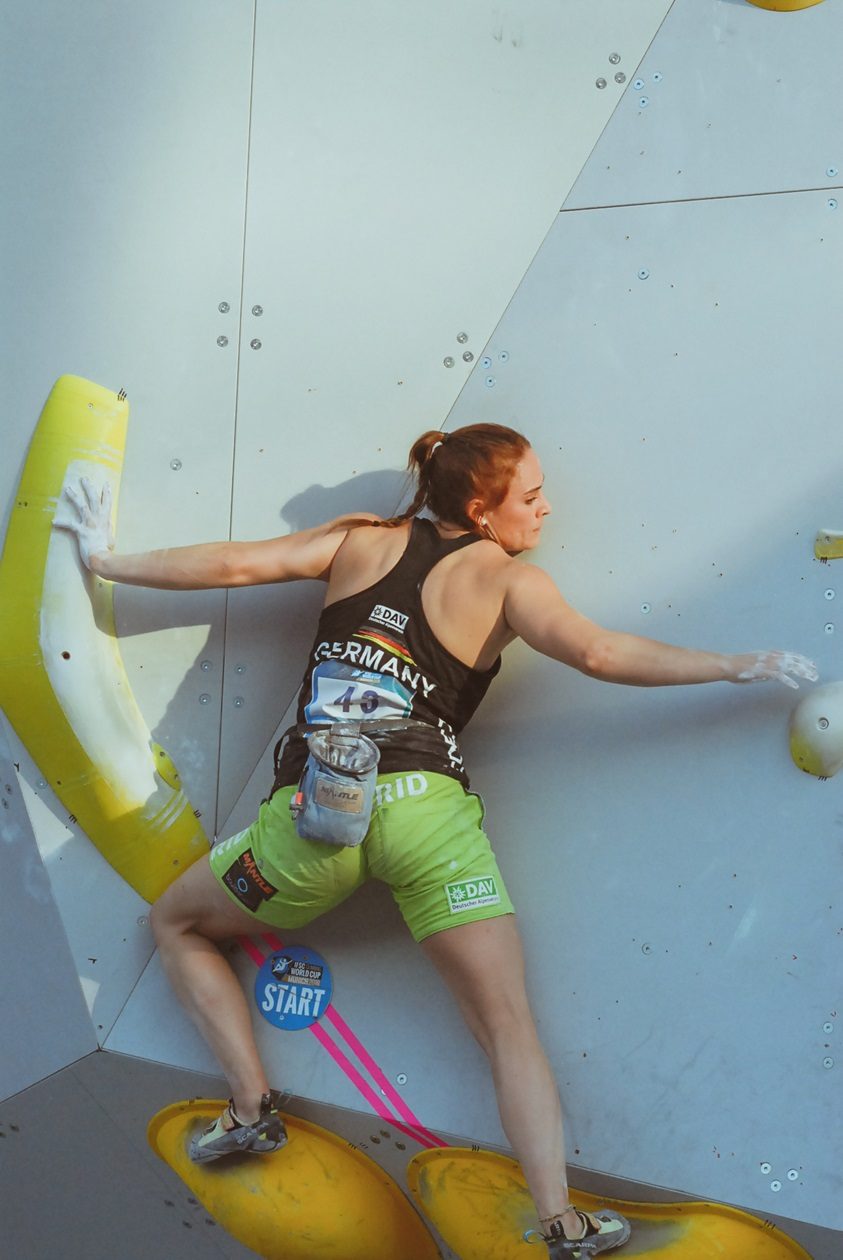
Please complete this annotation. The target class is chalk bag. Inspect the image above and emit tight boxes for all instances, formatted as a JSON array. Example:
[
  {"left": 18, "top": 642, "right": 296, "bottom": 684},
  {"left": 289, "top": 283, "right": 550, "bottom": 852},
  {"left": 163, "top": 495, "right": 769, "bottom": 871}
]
[{"left": 290, "top": 721, "right": 381, "bottom": 846}]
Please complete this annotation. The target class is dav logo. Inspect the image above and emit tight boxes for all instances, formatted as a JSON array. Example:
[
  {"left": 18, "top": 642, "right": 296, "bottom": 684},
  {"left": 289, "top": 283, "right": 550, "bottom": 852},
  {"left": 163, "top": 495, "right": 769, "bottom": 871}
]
[
  {"left": 445, "top": 876, "right": 501, "bottom": 914},
  {"left": 370, "top": 604, "right": 408, "bottom": 633}
]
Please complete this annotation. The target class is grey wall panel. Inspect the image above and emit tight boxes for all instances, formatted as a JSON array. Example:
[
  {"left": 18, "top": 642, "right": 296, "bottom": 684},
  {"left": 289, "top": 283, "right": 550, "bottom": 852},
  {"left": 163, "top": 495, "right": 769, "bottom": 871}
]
[
  {"left": 440, "top": 189, "right": 842, "bottom": 1229},
  {"left": 568, "top": 0, "right": 843, "bottom": 210},
  {"left": 0, "top": 722, "right": 96, "bottom": 1101},
  {"left": 0, "top": 0, "right": 254, "bottom": 834},
  {"left": 213, "top": 0, "right": 675, "bottom": 822}
]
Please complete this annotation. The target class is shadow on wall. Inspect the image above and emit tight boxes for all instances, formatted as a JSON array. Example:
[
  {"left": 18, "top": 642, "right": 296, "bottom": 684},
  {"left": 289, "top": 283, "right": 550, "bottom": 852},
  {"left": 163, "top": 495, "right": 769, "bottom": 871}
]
[{"left": 115, "top": 467, "right": 410, "bottom": 836}]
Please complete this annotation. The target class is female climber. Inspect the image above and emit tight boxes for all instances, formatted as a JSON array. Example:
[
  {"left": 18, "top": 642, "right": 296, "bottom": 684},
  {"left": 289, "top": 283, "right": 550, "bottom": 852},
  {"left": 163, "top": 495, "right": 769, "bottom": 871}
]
[{"left": 60, "top": 423, "right": 816, "bottom": 1257}]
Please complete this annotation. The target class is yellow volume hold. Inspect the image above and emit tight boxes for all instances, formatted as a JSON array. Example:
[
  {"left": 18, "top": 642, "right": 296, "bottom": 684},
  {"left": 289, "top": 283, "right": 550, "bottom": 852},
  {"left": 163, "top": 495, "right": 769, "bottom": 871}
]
[
  {"left": 407, "top": 1147, "right": 811, "bottom": 1260},
  {"left": 0, "top": 375, "right": 209, "bottom": 902},
  {"left": 148, "top": 1098, "right": 442, "bottom": 1260}
]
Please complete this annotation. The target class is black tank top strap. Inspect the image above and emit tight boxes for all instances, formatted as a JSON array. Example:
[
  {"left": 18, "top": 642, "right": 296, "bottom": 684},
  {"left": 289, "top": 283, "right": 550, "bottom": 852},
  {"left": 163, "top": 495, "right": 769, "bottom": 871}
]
[{"left": 396, "top": 517, "right": 481, "bottom": 591}]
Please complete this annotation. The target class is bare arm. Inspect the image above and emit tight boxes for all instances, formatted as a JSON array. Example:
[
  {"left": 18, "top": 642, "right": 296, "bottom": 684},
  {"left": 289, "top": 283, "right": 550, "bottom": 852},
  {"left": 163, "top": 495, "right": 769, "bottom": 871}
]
[
  {"left": 56, "top": 477, "right": 379, "bottom": 589},
  {"left": 503, "top": 562, "right": 817, "bottom": 688}
]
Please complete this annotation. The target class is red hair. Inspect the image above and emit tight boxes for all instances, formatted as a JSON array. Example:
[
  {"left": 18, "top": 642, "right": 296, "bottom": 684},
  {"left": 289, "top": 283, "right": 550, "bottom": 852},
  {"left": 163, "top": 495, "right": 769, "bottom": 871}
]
[{"left": 380, "top": 423, "right": 530, "bottom": 530}]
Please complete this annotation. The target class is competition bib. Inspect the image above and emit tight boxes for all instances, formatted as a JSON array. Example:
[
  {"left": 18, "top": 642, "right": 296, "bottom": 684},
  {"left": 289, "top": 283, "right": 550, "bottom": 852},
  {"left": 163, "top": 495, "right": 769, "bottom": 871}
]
[{"left": 304, "top": 662, "right": 413, "bottom": 725}]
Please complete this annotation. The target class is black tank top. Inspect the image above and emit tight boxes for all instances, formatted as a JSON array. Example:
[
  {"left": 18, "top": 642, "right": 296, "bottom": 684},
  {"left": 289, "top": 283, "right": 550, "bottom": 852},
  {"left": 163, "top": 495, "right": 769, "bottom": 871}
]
[{"left": 274, "top": 517, "right": 501, "bottom": 789}]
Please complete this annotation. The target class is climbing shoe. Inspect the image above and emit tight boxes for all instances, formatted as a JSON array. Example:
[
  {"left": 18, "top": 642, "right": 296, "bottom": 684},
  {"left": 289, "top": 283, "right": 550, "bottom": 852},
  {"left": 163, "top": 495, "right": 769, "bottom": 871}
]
[
  {"left": 527, "top": 1208, "right": 631, "bottom": 1256},
  {"left": 188, "top": 1090, "right": 288, "bottom": 1163}
]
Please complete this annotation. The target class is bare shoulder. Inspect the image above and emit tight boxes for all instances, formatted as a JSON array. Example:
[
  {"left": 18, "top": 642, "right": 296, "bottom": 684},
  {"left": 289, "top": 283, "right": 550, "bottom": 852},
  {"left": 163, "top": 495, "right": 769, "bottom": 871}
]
[{"left": 325, "top": 517, "right": 410, "bottom": 600}]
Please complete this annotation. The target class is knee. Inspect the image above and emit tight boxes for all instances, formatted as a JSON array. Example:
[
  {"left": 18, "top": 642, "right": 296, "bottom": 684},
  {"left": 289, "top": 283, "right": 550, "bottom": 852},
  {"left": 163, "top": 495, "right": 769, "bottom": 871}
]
[{"left": 148, "top": 889, "right": 188, "bottom": 948}]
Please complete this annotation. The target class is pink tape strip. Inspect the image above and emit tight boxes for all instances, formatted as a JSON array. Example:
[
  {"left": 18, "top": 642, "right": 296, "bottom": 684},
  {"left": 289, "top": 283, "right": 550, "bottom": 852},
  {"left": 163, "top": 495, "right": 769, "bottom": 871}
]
[
  {"left": 238, "top": 934, "right": 443, "bottom": 1150},
  {"left": 261, "top": 931, "right": 444, "bottom": 1148}
]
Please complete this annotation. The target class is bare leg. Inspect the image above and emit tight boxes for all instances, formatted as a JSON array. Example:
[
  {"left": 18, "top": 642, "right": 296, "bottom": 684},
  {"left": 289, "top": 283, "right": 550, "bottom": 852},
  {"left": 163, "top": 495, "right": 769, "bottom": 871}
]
[
  {"left": 422, "top": 915, "right": 582, "bottom": 1236},
  {"left": 149, "top": 856, "right": 271, "bottom": 1122}
]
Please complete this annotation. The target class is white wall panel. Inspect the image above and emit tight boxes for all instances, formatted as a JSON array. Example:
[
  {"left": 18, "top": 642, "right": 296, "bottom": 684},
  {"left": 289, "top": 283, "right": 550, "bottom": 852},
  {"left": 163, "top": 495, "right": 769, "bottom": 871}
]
[
  {"left": 0, "top": 2, "right": 253, "bottom": 1031},
  {"left": 216, "top": 0, "right": 674, "bottom": 819},
  {"left": 443, "top": 189, "right": 842, "bottom": 1229},
  {"left": 568, "top": 0, "right": 843, "bottom": 209},
  {"left": 0, "top": 722, "right": 96, "bottom": 1101},
  {"left": 0, "top": 1, "right": 254, "bottom": 838}
]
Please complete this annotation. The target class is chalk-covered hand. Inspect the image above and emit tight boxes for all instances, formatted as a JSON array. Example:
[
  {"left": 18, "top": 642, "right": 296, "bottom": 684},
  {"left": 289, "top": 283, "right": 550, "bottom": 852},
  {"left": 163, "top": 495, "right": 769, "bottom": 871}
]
[
  {"left": 730, "top": 650, "right": 819, "bottom": 690},
  {"left": 54, "top": 477, "right": 115, "bottom": 569}
]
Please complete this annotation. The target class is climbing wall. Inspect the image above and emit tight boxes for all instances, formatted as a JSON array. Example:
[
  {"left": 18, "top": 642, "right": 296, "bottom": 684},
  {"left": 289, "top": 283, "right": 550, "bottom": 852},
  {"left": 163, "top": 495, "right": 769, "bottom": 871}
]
[{"left": 1, "top": 0, "right": 840, "bottom": 1255}]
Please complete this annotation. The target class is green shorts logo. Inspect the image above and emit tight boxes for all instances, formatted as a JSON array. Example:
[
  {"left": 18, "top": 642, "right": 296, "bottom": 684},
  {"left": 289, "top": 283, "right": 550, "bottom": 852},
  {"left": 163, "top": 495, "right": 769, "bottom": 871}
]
[{"left": 445, "top": 876, "right": 501, "bottom": 914}]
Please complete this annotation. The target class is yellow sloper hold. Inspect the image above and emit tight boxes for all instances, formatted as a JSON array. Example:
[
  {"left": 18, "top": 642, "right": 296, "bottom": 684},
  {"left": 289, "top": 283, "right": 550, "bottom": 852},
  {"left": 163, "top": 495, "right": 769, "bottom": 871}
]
[
  {"left": 814, "top": 530, "right": 843, "bottom": 562},
  {"left": 407, "top": 1148, "right": 811, "bottom": 1260},
  {"left": 789, "top": 681, "right": 843, "bottom": 779},
  {"left": 0, "top": 375, "right": 209, "bottom": 902},
  {"left": 745, "top": 0, "right": 825, "bottom": 10},
  {"left": 148, "top": 1099, "right": 442, "bottom": 1260}
]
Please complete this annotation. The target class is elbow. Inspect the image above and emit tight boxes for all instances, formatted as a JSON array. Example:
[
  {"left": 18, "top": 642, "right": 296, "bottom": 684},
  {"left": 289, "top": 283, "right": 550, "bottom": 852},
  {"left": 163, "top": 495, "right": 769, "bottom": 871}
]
[{"left": 581, "top": 636, "right": 614, "bottom": 680}]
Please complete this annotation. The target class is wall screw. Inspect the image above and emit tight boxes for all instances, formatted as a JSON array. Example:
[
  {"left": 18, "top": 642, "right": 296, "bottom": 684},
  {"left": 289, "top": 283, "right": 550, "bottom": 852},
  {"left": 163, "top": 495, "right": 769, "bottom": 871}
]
[
  {"left": 443, "top": 357, "right": 454, "bottom": 368},
  {"left": 596, "top": 78, "right": 607, "bottom": 89},
  {"left": 609, "top": 53, "right": 621, "bottom": 65},
  {"left": 823, "top": 1057, "right": 834, "bottom": 1069},
  {"left": 396, "top": 1073, "right": 408, "bottom": 1085},
  {"left": 463, "top": 351, "right": 474, "bottom": 362},
  {"left": 252, "top": 305, "right": 263, "bottom": 316},
  {"left": 485, "top": 376, "right": 496, "bottom": 388},
  {"left": 818, "top": 718, "right": 830, "bottom": 730},
  {"left": 200, "top": 660, "right": 213, "bottom": 672},
  {"left": 771, "top": 1181, "right": 782, "bottom": 1192},
  {"left": 217, "top": 336, "right": 229, "bottom": 347},
  {"left": 653, "top": 72, "right": 663, "bottom": 83},
  {"left": 218, "top": 302, "right": 230, "bottom": 314},
  {"left": 457, "top": 332, "right": 469, "bottom": 344},
  {"left": 824, "top": 589, "right": 835, "bottom": 600},
  {"left": 499, "top": 350, "right": 509, "bottom": 362},
  {"left": 641, "top": 603, "right": 652, "bottom": 614},
  {"left": 481, "top": 356, "right": 492, "bottom": 368},
  {"left": 170, "top": 459, "right": 182, "bottom": 471},
  {"left": 235, "top": 664, "right": 246, "bottom": 674},
  {"left": 641, "top": 942, "right": 653, "bottom": 955},
  {"left": 251, "top": 339, "right": 262, "bottom": 350},
  {"left": 823, "top": 1022, "right": 834, "bottom": 1033},
  {"left": 638, "top": 269, "right": 650, "bottom": 280},
  {"left": 827, "top": 167, "right": 839, "bottom": 178},
  {"left": 615, "top": 72, "right": 626, "bottom": 84},
  {"left": 37, "top": 779, "right": 47, "bottom": 789},
  {"left": 634, "top": 78, "right": 644, "bottom": 90},
  {"left": 787, "top": 1170, "right": 799, "bottom": 1181},
  {"left": 828, "top": 199, "right": 838, "bottom": 210},
  {"left": 199, "top": 694, "right": 211, "bottom": 705},
  {"left": 760, "top": 1162, "right": 772, "bottom": 1174},
  {"left": 137, "top": 916, "right": 149, "bottom": 926},
  {"left": 824, "top": 623, "right": 835, "bottom": 634},
  {"left": 233, "top": 696, "right": 245, "bottom": 708}
]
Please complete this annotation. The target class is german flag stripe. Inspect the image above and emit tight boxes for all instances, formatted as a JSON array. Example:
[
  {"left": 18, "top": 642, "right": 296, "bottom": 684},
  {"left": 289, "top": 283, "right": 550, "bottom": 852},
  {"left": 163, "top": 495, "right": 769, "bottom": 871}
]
[{"left": 357, "top": 629, "right": 416, "bottom": 667}]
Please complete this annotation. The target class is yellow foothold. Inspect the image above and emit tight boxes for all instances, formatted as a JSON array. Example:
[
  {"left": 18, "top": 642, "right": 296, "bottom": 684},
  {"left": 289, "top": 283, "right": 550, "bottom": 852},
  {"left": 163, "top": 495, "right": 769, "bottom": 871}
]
[
  {"left": 744, "top": 0, "right": 825, "bottom": 9},
  {"left": 407, "top": 1147, "right": 812, "bottom": 1260},
  {"left": 789, "top": 682, "right": 843, "bottom": 779},
  {"left": 148, "top": 1099, "right": 441, "bottom": 1260}
]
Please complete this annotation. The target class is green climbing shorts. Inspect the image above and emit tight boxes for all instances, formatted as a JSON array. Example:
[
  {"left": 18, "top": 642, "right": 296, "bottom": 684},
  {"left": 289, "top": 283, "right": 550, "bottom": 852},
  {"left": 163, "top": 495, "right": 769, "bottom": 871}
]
[{"left": 209, "top": 770, "right": 514, "bottom": 942}]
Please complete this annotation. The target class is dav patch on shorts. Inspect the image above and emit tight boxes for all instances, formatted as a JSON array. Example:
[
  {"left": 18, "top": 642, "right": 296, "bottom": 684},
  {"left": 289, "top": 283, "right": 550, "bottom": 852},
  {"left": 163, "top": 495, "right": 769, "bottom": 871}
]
[
  {"left": 445, "top": 875, "right": 501, "bottom": 914},
  {"left": 222, "top": 846, "right": 278, "bottom": 912}
]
